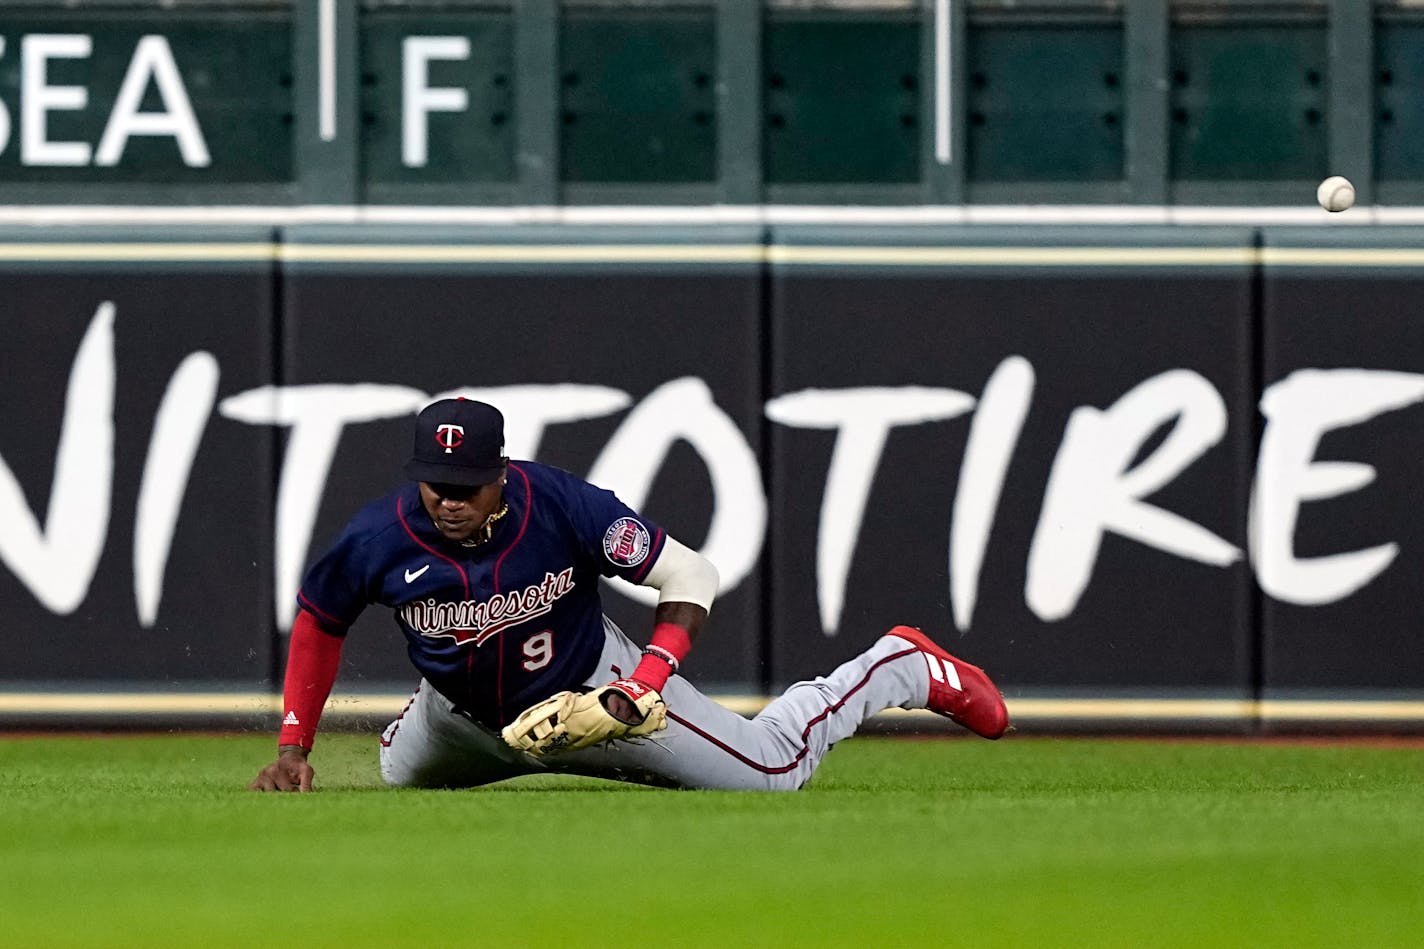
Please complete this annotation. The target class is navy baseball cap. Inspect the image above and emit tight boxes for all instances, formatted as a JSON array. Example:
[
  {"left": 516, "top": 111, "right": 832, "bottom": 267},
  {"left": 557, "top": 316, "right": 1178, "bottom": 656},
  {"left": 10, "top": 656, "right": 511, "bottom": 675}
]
[{"left": 404, "top": 398, "right": 507, "bottom": 486}]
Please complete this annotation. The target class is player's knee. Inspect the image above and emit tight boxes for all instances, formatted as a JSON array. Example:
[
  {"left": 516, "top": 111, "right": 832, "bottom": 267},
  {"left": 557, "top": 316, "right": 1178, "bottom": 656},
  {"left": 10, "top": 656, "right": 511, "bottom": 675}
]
[
  {"left": 378, "top": 745, "right": 418, "bottom": 788},
  {"left": 380, "top": 759, "right": 448, "bottom": 789}
]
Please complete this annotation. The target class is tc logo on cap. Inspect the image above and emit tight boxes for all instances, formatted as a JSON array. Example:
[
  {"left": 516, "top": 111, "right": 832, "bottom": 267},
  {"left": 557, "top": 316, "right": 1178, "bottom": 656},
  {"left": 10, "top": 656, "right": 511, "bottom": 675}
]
[
  {"left": 435, "top": 423, "right": 465, "bottom": 454},
  {"left": 406, "top": 398, "right": 507, "bottom": 486}
]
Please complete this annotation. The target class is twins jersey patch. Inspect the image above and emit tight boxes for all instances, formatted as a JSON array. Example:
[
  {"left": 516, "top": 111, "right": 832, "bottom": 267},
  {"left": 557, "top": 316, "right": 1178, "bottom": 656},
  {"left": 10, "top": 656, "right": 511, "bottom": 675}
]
[{"left": 603, "top": 517, "right": 651, "bottom": 567}]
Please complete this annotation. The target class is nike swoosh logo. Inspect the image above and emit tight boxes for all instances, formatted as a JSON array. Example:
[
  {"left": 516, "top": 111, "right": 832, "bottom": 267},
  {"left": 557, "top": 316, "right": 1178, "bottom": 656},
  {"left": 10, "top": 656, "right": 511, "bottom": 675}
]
[{"left": 404, "top": 564, "right": 431, "bottom": 584}]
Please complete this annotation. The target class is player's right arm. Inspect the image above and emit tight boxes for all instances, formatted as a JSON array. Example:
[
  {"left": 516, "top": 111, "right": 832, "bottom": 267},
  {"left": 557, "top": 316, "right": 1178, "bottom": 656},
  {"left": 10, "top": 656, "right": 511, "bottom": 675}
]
[
  {"left": 248, "top": 608, "right": 347, "bottom": 792},
  {"left": 248, "top": 496, "right": 388, "bottom": 790}
]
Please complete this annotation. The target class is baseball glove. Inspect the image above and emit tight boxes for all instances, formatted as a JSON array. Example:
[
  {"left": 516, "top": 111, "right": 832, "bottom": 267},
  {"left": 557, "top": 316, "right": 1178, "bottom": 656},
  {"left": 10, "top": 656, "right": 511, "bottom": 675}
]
[{"left": 501, "top": 678, "right": 668, "bottom": 757}]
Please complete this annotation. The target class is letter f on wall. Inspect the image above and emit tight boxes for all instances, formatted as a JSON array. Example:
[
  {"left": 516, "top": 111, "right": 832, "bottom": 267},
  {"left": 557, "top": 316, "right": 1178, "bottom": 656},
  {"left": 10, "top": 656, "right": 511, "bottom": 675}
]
[{"left": 0, "top": 302, "right": 115, "bottom": 613}]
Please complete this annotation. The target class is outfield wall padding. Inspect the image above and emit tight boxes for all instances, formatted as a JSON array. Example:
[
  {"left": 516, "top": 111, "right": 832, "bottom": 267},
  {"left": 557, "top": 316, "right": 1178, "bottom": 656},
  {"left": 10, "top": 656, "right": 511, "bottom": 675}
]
[
  {"left": 0, "top": 224, "right": 1421, "bottom": 725},
  {"left": 1258, "top": 228, "right": 1424, "bottom": 702},
  {"left": 0, "top": 228, "right": 278, "bottom": 686},
  {"left": 278, "top": 225, "right": 767, "bottom": 690},
  {"left": 765, "top": 226, "right": 1260, "bottom": 697}
]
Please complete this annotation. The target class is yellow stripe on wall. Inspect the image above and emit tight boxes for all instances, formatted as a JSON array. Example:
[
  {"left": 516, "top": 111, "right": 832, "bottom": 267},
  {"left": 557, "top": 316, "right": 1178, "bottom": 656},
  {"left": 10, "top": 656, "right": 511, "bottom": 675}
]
[
  {"left": 765, "top": 245, "right": 1262, "bottom": 267},
  {"left": 0, "top": 242, "right": 278, "bottom": 261},
  {"left": 1258, "top": 247, "right": 1424, "bottom": 267},
  {"left": 279, "top": 243, "right": 766, "bottom": 264}
]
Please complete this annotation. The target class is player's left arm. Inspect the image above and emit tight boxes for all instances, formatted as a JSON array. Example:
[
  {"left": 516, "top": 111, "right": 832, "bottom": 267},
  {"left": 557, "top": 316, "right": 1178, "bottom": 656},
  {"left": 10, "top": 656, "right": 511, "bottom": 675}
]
[
  {"left": 502, "top": 538, "right": 718, "bottom": 755},
  {"left": 503, "top": 477, "right": 719, "bottom": 755},
  {"left": 625, "top": 536, "right": 719, "bottom": 693}
]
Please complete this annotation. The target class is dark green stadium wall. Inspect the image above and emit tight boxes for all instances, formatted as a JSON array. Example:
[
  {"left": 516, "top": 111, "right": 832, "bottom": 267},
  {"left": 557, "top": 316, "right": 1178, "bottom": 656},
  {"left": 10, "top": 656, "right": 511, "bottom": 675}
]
[{"left": 0, "top": 1, "right": 1417, "bottom": 206}]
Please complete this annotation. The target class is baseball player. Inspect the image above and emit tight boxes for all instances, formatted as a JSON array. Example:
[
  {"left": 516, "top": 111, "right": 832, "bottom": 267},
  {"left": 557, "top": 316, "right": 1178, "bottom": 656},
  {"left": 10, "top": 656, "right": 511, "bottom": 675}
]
[{"left": 249, "top": 398, "right": 1008, "bottom": 793}]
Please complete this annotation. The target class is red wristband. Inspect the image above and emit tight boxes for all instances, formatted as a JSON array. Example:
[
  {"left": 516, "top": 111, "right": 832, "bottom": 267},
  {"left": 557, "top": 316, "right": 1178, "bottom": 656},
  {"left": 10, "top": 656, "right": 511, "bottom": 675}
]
[{"left": 630, "top": 622, "right": 693, "bottom": 692}]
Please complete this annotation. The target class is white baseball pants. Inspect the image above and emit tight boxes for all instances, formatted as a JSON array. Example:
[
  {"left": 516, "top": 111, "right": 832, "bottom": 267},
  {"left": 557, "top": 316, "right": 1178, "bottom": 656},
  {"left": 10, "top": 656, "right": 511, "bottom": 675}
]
[{"left": 378, "top": 617, "right": 931, "bottom": 791}]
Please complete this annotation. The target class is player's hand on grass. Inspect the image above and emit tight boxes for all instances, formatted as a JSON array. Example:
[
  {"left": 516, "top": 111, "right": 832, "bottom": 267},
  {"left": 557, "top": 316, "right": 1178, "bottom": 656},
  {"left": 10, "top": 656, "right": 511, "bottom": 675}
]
[{"left": 248, "top": 745, "right": 314, "bottom": 792}]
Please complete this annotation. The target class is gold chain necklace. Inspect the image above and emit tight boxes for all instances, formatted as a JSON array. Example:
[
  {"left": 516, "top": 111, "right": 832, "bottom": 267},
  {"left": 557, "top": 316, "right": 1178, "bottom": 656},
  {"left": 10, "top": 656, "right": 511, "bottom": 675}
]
[{"left": 457, "top": 501, "right": 509, "bottom": 548}]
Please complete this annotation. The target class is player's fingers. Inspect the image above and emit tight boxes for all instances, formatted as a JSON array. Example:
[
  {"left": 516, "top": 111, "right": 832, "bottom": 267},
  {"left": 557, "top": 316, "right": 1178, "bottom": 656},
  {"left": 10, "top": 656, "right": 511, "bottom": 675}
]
[
  {"left": 297, "top": 765, "right": 314, "bottom": 793},
  {"left": 269, "top": 766, "right": 301, "bottom": 792},
  {"left": 249, "top": 770, "right": 280, "bottom": 792},
  {"left": 602, "top": 690, "right": 641, "bottom": 725}
]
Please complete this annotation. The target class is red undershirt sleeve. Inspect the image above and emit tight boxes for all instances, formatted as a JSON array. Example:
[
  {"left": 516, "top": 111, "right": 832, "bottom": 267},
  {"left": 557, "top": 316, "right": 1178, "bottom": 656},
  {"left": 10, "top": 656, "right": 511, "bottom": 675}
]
[{"left": 277, "top": 608, "right": 346, "bottom": 751}]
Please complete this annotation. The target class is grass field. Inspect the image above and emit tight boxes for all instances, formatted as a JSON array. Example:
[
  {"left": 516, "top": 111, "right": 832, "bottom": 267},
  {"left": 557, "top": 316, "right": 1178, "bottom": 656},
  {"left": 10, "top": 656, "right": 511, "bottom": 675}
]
[{"left": 3, "top": 732, "right": 1423, "bottom": 948}]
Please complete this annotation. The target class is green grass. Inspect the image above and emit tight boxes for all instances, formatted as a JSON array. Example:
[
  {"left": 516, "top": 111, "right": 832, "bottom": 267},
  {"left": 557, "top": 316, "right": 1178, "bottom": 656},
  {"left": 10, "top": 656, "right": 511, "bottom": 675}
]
[{"left": 3, "top": 733, "right": 1423, "bottom": 948}]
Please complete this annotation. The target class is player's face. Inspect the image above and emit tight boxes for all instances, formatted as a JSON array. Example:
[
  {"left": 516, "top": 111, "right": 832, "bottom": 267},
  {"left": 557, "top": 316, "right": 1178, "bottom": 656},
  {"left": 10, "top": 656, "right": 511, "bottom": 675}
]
[{"left": 419, "top": 479, "right": 505, "bottom": 541}]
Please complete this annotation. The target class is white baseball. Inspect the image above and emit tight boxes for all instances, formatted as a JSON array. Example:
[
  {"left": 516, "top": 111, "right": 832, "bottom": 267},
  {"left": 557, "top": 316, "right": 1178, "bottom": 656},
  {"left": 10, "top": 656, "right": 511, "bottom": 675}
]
[{"left": 1317, "top": 175, "right": 1355, "bottom": 212}]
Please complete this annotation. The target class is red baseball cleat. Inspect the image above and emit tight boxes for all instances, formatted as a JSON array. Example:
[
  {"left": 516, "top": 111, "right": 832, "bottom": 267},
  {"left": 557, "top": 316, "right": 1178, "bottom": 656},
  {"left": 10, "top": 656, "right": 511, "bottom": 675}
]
[{"left": 885, "top": 626, "right": 1010, "bottom": 739}]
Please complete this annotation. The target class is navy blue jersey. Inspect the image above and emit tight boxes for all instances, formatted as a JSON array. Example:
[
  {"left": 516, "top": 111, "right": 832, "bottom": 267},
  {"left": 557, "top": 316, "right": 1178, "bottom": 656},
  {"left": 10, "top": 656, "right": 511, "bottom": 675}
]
[{"left": 297, "top": 461, "right": 667, "bottom": 728}]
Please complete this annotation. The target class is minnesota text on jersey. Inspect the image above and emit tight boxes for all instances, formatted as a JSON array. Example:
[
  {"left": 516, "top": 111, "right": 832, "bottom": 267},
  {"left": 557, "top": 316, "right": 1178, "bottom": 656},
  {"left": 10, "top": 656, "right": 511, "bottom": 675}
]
[{"left": 399, "top": 568, "right": 576, "bottom": 646}]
